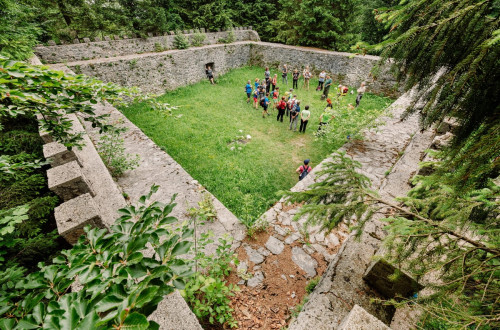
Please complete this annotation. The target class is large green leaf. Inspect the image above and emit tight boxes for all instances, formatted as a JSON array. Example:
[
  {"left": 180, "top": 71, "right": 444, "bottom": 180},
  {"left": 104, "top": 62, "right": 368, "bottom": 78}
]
[{"left": 121, "top": 312, "right": 149, "bottom": 330}]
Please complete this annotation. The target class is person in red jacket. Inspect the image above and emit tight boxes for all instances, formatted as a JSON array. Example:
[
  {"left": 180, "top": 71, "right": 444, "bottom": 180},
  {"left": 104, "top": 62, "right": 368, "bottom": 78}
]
[
  {"left": 276, "top": 96, "right": 287, "bottom": 122},
  {"left": 296, "top": 159, "right": 312, "bottom": 181}
]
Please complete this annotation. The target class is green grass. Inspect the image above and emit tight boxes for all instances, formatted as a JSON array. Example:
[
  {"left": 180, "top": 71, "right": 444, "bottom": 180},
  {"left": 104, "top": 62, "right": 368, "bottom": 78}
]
[{"left": 121, "top": 66, "right": 393, "bottom": 222}]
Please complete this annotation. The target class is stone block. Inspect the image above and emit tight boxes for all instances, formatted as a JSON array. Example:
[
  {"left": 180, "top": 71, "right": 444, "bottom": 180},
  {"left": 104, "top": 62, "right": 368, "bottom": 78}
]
[
  {"left": 148, "top": 291, "right": 203, "bottom": 330},
  {"left": 147, "top": 32, "right": 153, "bottom": 37},
  {"left": 104, "top": 36, "right": 111, "bottom": 41},
  {"left": 54, "top": 193, "right": 105, "bottom": 244},
  {"left": 338, "top": 305, "right": 391, "bottom": 330},
  {"left": 48, "top": 40, "right": 56, "bottom": 46},
  {"left": 436, "top": 117, "right": 459, "bottom": 135},
  {"left": 122, "top": 35, "right": 129, "bottom": 39},
  {"left": 43, "top": 142, "right": 80, "bottom": 167},
  {"left": 83, "top": 37, "right": 91, "bottom": 43},
  {"left": 265, "top": 236, "right": 285, "bottom": 255},
  {"left": 291, "top": 246, "right": 317, "bottom": 278},
  {"left": 363, "top": 258, "right": 423, "bottom": 299},
  {"left": 169, "top": 31, "right": 175, "bottom": 35},
  {"left": 113, "top": 35, "right": 120, "bottom": 40},
  {"left": 48, "top": 161, "right": 94, "bottom": 201},
  {"left": 73, "top": 39, "right": 80, "bottom": 44},
  {"left": 39, "top": 129, "right": 53, "bottom": 143},
  {"left": 94, "top": 37, "right": 101, "bottom": 42}
]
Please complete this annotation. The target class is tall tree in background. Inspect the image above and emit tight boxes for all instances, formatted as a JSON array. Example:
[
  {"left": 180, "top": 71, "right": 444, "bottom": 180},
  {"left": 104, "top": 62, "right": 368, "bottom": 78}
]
[
  {"left": 233, "top": 0, "right": 280, "bottom": 41},
  {"left": 177, "top": 0, "right": 236, "bottom": 30},
  {"left": 270, "top": 0, "right": 355, "bottom": 51}
]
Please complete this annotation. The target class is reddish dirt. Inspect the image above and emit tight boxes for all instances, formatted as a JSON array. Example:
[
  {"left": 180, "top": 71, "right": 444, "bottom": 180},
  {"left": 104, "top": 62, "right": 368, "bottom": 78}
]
[{"left": 222, "top": 228, "right": 328, "bottom": 330}]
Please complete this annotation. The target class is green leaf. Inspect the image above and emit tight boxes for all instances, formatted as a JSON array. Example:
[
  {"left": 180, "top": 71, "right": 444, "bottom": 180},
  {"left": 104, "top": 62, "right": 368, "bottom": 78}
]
[
  {"left": 96, "top": 295, "right": 124, "bottom": 313},
  {"left": 171, "top": 241, "right": 192, "bottom": 257},
  {"left": 121, "top": 312, "right": 149, "bottom": 330},
  {"left": 133, "top": 287, "right": 159, "bottom": 309}
]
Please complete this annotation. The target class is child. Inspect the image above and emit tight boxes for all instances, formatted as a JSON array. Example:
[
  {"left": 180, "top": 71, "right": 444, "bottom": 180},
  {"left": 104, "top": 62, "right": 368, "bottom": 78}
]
[
  {"left": 261, "top": 93, "right": 270, "bottom": 118},
  {"left": 272, "top": 87, "right": 280, "bottom": 107},
  {"left": 253, "top": 87, "right": 259, "bottom": 109},
  {"left": 254, "top": 78, "right": 260, "bottom": 90},
  {"left": 245, "top": 80, "right": 252, "bottom": 104}
]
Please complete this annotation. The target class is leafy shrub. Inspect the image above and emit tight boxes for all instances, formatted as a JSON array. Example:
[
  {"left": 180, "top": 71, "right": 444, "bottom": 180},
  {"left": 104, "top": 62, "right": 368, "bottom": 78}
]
[
  {"left": 183, "top": 233, "right": 238, "bottom": 327},
  {"left": 173, "top": 31, "right": 189, "bottom": 49},
  {"left": 218, "top": 30, "right": 236, "bottom": 44},
  {"left": 154, "top": 42, "right": 165, "bottom": 52},
  {"left": 0, "top": 185, "right": 195, "bottom": 329},
  {"left": 96, "top": 124, "right": 140, "bottom": 178},
  {"left": 187, "top": 192, "right": 217, "bottom": 222},
  {"left": 191, "top": 32, "right": 206, "bottom": 47}
]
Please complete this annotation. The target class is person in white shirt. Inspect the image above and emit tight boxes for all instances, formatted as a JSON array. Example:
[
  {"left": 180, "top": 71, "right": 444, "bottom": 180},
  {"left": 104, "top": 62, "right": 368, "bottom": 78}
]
[{"left": 356, "top": 82, "right": 366, "bottom": 107}]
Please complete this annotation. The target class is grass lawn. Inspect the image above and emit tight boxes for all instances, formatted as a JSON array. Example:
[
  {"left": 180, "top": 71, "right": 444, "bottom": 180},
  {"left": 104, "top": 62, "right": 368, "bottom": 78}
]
[{"left": 121, "top": 66, "right": 394, "bottom": 222}]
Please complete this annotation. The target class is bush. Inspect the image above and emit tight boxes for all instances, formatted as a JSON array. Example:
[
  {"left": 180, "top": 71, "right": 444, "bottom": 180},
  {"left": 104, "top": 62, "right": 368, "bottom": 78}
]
[
  {"left": 191, "top": 32, "right": 206, "bottom": 47},
  {"left": 173, "top": 31, "right": 190, "bottom": 49},
  {"left": 218, "top": 30, "right": 236, "bottom": 44},
  {"left": 96, "top": 124, "right": 140, "bottom": 178}
]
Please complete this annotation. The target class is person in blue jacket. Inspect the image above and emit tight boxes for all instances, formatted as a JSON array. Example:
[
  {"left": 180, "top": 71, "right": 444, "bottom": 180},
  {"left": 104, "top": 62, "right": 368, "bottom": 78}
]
[{"left": 245, "top": 80, "right": 252, "bottom": 104}]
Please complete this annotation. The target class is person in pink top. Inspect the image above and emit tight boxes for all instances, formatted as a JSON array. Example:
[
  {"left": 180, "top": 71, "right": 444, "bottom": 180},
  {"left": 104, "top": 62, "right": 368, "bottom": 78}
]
[{"left": 271, "top": 74, "right": 278, "bottom": 91}]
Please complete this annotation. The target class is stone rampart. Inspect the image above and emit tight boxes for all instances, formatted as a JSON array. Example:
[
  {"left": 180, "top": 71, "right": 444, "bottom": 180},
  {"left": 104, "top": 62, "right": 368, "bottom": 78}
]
[
  {"left": 250, "top": 42, "right": 400, "bottom": 97},
  {"left": 34, "top": 28, "right": 259, "bottom": 64},
  {"left": 66, "top": 43, "right": 253, "bottom": 94},
  {"left": 56, "top": 41, "right": 399, "bottom": 96}
]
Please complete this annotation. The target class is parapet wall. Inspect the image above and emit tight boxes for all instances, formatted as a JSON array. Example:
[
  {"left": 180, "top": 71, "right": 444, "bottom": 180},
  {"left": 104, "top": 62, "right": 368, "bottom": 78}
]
[
  {"left": 34, "top": 28, "right": 259, "bottom": 64},
  {"left": 53, "top": 41, "right": 400, "bottom": 97},
  {"left": 66, "top": 43, "right": 253, "bottom": 94},
  {"left": 250, "top": 42, "right": 400, "bottom": 98}
]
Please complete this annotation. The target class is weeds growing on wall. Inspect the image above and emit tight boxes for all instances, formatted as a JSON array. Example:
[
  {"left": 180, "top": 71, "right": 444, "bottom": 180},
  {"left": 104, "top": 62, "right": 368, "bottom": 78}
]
[
  {"left": 191, "top": 32, "right": 207, "bottom": 47},
  {"left": 96, "top": 122, "right": 140, "bottom": 178},
  {"left": 174, "top": 31, "right": 190, "bottom": 49}
]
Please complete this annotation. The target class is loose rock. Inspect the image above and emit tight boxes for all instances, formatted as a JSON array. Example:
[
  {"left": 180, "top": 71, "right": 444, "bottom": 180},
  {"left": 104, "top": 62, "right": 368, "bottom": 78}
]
[
  {"left": 265, "top": 236, "right": 285, "bottom": 255},
  {"left": 291, "top": 246, "right": 318, "bottom": 278},
  {"left": 244, "top": 244, "right": 265, "bottom": 264},
  {"left": 247, "top": 271, "right": 264, "bottom": 288}
]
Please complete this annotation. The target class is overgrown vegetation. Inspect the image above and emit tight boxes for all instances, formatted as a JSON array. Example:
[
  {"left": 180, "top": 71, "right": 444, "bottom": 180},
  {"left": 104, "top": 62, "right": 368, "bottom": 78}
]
[
  {"left": 173, "top": 31, "right": 190, "bottom": 50},
  {"left": 121, "top": 66, "right": 392, "bottom": 222},
  {"left": 0, "top": 185, "right": 195, "bottom": 328},
  {"left": 190, "top": 31, "right": 207, "bottom": 47}
]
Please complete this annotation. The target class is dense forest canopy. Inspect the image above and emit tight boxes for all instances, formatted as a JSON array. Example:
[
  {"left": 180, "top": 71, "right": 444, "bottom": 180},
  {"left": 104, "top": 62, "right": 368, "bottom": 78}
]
[{"left": 1, "top": 0, "right": 397, "bottom": 59}]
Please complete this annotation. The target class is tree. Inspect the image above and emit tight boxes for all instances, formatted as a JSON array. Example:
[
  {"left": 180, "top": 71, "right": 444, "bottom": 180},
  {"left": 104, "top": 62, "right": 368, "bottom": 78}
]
[
  {"left": 375, "top": 0, "right": 500, "bottom": 191},
  {"left": 282, "top": 152, "right": 500, "bottom": 328},
  {"left": 0, "top": 0, "right": 40, "bottom": 61},
  {"left": 270, "top": 0, "right": 356, "bottom": 51}
]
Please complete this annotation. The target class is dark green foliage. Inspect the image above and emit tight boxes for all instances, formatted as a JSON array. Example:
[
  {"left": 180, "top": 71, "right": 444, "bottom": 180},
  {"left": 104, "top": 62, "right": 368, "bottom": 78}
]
[
  {"left": 173, "top": 31, "right": 190, "bottom": 49},
  {"left": 376, "top": 0, "right": 500, "bottom": 192},
  {"left": 0, "top": 0, "right": 40, "bottom": 60},
  {"left": 281, "top": 152, "right": 375, "bottom": 234},
  {"left": 271, "top": 0, "right": 356, "bottom": 51},
  {"left": 0, "top": 186, "right": 195, "bottom": 329}
]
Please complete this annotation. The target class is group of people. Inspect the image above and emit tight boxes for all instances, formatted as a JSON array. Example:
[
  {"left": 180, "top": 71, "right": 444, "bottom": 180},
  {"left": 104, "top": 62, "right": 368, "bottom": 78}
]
[{"left": 243, "top": 65, "right": 368, "bottom": 180}]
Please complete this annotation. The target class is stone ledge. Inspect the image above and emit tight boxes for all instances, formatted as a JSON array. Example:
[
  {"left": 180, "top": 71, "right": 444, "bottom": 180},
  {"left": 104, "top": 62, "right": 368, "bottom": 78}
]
[
  {"left": 47, "top": 160, "right": 94, "bottom": 201},
  {"left": 43, "top": 141, "right": 81, "bottom": 167},
  {"left": 54, "top": 193, "right": 105, "bottom": 244},
  {"left": 339, "top": 305, "right": 391, "bottom": 330}
]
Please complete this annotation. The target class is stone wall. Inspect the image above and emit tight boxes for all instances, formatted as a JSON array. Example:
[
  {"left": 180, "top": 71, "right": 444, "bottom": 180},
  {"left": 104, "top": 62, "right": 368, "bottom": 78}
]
[
  {"left": 67, "top": 43, "right": 253, "bottom": 94},
  {"left": 56, "top": 41, "right": 399, "bottom": 96},
  {"left": 250, "top": 42, "right": 400, "bottom": 97},
  {"left": 34, "top": 28, "right": 259, "bottom": 64}
]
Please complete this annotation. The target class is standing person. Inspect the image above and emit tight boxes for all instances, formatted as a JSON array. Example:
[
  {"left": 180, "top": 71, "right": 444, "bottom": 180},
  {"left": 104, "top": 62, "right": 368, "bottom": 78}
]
[
  {"left": 292, "top": 69, "right": 300, "bottom": 89},
  {"left": 282, "top": 64, "right": 288, "bottom": 85},
  {"left": 271, "top": 74, "right": 277, "bottom": 91},
  {"left": 287, "top": 94, "right": 297, "bottom": 120},
  {"left": 356, "top": 82, "right": 366, "bottom": 107},
  {"left": 206, "top": 66, "right": 215, "bottom": 84},
  {"left": 323, "top": 75, "right": 333, "bottom": 98},
  {"left": 272, "top": 87, "right": 280, "bottom": 107},
  {"left": 325, "top": 98, "right": 333, "bottom": 109},
  {"left": 299, "top": 105, "right": 311, "bottom": 133},
  {"left": 303, "top": 66, "right": 312, "bottom": 90},
  {"left": 289, "top": 100, "right": 301, "bottom": 131},
  {"left": 261, "top": 93, "right": 270, "bottom": 118},
  {"left": 277, "top": 96, "right": 287, "bottom": 122},
  {"left": 266, "top": 76, "right": 271, "bottom": 94},
  {"left": 254, "top": 78, "right": 260, "bottom": 90},
  {"left": 245, "top": 80, "right": 252, "bottom": 104},
  {"left": 265, "top": 67, "right": 271, "bottom": 81},
  {"left": 296, "top": 159, "right": 312, "bottom": 181},
  {"left": 317, "top": 70, "right": 326, "bottom": 91},
  {"left": 253, "top": 87, "right": 259, "bottom": 109}
]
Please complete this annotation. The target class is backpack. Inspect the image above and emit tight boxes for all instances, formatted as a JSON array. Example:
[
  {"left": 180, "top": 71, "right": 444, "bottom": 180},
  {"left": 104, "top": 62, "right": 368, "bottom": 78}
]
[
  {"left": 260, "top": 98, "right": 266, "bottom": 107},
  {"left": 278, "top": 101, "right": 286, "bottom": 110},
  {"left": 299, "top": 166, "right": 310, "bottom": 181}
]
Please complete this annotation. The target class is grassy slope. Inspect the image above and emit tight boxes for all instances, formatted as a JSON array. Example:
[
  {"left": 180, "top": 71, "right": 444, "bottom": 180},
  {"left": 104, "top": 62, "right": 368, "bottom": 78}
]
[{"left": 121, "top": 66, "right": 393, "bottom": 221}]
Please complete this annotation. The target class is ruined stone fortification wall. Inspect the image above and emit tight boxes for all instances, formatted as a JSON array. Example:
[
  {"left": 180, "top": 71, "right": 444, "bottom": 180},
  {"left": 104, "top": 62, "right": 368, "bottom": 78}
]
[
  {"left": 67, "top": 43, "right": 253, "bottom": 94},
  {"left": 34, "top": 28, "right": 259, "bottom": 64},
  {"left": 250, "top": 42, "right": 400, "bottom": 97}
]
